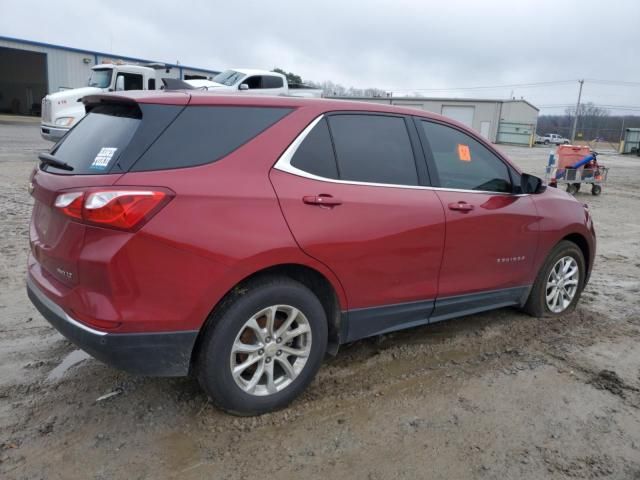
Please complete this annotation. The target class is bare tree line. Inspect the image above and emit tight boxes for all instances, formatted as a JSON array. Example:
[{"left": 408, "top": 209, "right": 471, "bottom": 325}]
[{"left": 537, "top": 103, "right": 640, "bottom": 142}]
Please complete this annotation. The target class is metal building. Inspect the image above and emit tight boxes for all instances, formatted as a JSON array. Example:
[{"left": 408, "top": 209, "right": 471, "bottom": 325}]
[
  {"left": 621, "top": 128, "right": 640, "bottom": 154},
  {"left": 0, "top": 35, "right": 220, "bottom": 115},
  {"left": 331, "top": 96, "right": 540, "bottom": 145}
]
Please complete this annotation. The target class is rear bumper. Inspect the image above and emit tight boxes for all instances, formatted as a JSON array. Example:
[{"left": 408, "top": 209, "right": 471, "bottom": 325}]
[
  {"left": 40, "top": 125, "right": 68, "bottom": 142},
  {"left": 27, "top": 275, "right": 198, "bottom": 376}
]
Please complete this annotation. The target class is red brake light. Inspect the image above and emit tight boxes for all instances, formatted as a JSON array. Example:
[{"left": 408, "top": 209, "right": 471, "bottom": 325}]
[{"left": 54, "top": 189, "right": 171, "bottom": 231}]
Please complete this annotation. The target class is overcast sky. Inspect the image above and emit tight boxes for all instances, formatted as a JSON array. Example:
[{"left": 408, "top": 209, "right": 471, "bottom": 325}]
[{"left": 2, "top": 0, "right": 639, "bottom": 114}]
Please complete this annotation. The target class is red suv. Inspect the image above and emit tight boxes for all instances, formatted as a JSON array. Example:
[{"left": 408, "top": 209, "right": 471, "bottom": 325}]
[{"left": 27, "top": 91, "right": 595, "bottom": 415}]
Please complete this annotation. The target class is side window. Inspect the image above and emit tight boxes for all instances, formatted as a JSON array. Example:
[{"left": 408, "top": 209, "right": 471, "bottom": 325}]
[
  {"left": 132, "top": 106, "right": 292, "bottom": 171},
  {"left": 291, "top": 118, "right": 338, "bottom": 179},
  {"left": 118, "top": 73, "right": 143, "bottom": 90},
  {"left": 263, "top": 76, "right": 284, "bottom": 89},
  {"left": 420, "top": 121, "right": 512, "bottom": 193},
  {"left": 148, "top": 78, "right": 155, "bottom": 90},
  {"left": 242, "top": 76, "right": 262, "bottom": 89},
  {"left": 328, "top": 114, "right": 418, "bottom": 185}
]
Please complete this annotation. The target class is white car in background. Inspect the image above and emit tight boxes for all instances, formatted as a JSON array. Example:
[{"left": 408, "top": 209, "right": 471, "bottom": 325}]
[
  {"left": 197, "top": 69, "right": 323, "bottom": 98},
  {"left": 536, "top": 133, "right": 571, "bottom": 145}
]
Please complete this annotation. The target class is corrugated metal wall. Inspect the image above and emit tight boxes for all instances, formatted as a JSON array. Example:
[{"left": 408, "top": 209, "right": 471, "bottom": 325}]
[
  {"left": 332, "top": 97, "right": 511, "bottom": 142},
  {"left": 0, "top": 37, "right": 219, "bottom": 96},
  {"left": 496, "top": 122, "right": 535, "bottom": 146},
  {"left": 0, "top": 37, "right": 94, "bottom": 93}
]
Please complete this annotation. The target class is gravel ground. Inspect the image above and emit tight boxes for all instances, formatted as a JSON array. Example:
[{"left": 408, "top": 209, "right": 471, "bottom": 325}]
[{"left": 1, "top": 123, "right": 639, "bottom": 480}]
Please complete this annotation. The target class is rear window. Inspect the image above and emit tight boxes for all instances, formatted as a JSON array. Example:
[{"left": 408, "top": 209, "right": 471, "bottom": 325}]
[
  {"left": 131, "top": 106, "right": 292, "bottom": 171},
  {"left": 45, "top": 104, "right": 292, "bottom": 174},
  {"left": 47, "top": 104, "right": 141, "bottom": 175}
]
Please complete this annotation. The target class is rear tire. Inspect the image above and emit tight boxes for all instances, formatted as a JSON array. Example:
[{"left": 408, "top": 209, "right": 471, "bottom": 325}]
[
  {"left": 522, "top": 240, "right": 585, "bottom": 318},
  {"left": 196, "top": 276, "right": 328, "bottom": 416},
  {"left": 591, "top": 184, "right": 602, "bottom": 196}
]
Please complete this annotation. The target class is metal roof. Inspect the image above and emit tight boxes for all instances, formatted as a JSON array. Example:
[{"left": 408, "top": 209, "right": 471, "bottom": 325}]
[
  {"left": 332, "top": 96, "right": 540, "bottom": 111},
  {"left": 0, "top": 35, "right": 220, "bottom": 75}
]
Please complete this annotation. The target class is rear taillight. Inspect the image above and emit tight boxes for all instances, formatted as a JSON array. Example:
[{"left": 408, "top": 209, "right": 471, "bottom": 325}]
[
  {"left": 54, "top": 192, "right": 84, "bottom": 219},
  {"left": 54, "top": 188, "right": 172, "bottom": 231}
]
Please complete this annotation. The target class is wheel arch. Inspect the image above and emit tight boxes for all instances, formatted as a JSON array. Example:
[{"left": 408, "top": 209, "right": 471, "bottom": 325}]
[
  {"left": 190, "top": 263, "right": 345, "bottom": 374},
  {"left": 561, "top": 232, "right": 591, "bottom": 280}
]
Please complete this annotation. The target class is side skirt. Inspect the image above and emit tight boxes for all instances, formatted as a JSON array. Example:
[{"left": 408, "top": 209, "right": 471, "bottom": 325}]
[{"left": 340, "top": 286, "right": 530, "bottom": 344}]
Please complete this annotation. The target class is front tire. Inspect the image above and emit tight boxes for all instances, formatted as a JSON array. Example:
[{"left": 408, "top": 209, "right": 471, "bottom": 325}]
[
  {"left": 196, "top": 277, "right": 328, "bottom": 416},
  {"left": 523, "top": 240, "right": 586, "bottom": 318}
]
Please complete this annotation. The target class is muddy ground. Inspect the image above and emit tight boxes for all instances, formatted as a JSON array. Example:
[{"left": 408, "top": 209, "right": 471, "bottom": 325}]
[{"left": 1, "top": 120, "right": 639, "bottom": 479}]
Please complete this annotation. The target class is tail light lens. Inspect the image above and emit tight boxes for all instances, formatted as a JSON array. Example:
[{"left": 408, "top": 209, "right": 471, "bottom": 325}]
[
  {"left": 54, "top": 188, "right": 172, "bottom": 231},
  {"left": 54, "top": 191, "right": 84, "bottom": 219}
]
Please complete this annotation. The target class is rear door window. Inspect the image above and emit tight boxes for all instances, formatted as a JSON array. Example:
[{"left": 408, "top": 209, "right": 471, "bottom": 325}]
[
  {"left": 327, "top": 114, "right": 418, "bottom": 185},
  {"left": 420, "top": 120, "right": 512, "bottom": 193}
]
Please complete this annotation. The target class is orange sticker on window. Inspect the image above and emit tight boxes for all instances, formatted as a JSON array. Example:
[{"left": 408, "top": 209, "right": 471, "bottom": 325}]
[{"left": 457, "top": 144, "right": 471, "bottom": 162}]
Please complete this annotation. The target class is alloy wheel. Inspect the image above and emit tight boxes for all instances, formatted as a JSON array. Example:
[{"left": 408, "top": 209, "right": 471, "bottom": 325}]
[
  {"left": 545, "top": 256, "right": 579, "bottom": 313},
  {"left": 230, "top": 305, "right": 312, "bottom": 396}
]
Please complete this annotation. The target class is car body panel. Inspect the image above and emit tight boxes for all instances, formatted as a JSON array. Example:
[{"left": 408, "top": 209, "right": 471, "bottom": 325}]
[
  {"left": 270, "top": 169, "right": 446, "bottom": 309},
  {"left": 27, "top": 91, "right": 596, "bottom": 376},
  {"left": 433, "top": 190, "right": 540, "bottom": 297}
]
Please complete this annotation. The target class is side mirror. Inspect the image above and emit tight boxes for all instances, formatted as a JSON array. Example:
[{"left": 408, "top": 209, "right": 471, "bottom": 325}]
[
  {"left": 520, "top": 173, "right": 546, "bottom": 194},
  {"left": 239, "top": 83, "right": 249, "bottom": 91},
  {"left": 115, "top": 75, "right": 125, "bottom": 91}
]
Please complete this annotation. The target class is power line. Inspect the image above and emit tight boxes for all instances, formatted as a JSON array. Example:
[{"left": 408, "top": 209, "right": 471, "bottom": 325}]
[
  {"left": 584, "top": 79, "right": 640, "bottom": 87},
  {"left": 387, "top": 79, "right": 577, "bottom": 92}
]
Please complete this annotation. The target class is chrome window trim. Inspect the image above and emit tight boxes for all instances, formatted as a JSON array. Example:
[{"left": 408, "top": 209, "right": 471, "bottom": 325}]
[{"left": 273, "top": 113, "right": 524, "bottom": 197}]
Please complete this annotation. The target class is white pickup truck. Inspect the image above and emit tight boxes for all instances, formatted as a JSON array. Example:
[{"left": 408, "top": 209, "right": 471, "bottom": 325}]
[
  {"left": 41, "top": 66, "right": 322, "bottom": 142},
  {"left": 190, "top": 69, "right": 323, "bottom": 98},
  {"left": 535, "top": 133, "right": 570, "bottom": 145},
  {"left": 40, "top": 63, "right": 173, "bottom": 141}
]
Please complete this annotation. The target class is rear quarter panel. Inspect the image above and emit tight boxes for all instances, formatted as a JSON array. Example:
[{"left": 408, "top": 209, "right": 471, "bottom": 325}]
[{"left": 114, "top": 106, "right": 348, "bottom": 332}]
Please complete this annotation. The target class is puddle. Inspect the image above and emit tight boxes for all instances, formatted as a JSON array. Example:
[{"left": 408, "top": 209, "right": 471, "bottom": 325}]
[{"left": 46, "top": 349, "right": 91, "bottom": 382}]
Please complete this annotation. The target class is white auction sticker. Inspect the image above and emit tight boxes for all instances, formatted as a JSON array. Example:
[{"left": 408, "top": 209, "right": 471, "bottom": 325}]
[{"left": 91, "top": 147, "right": 118, "bottom": 170}]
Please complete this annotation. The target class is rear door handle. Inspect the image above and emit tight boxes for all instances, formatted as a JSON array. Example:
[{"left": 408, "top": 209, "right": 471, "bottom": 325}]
[
  {"left": 448, "top": 201, "right": 474, "bottom": 212},
  {"left": 303, "top": 194, "right": 342, "bottom": 207}
]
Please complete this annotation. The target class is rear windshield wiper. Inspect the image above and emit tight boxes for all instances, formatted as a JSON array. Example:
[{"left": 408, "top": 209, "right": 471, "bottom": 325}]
[{"left": 38, "top": 152, "right": 74, "bottom": 171}]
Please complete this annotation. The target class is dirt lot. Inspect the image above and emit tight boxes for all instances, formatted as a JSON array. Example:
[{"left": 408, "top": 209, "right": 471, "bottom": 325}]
[{"left": 1, "top": 120, "right": 639, "bottom": 480}]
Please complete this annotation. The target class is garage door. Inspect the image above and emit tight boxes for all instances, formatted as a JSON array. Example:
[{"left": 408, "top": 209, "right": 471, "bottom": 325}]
[
  {"left": 0, "top": 47, "right": 48, "bottom": 116},
  {"left": 441, "top": 105, "right": 474, "bottom": 128}
]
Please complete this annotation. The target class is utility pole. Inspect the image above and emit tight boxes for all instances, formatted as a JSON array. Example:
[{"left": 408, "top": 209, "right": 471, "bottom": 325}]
[
  {"left": 619, "top": 116, "right": 626, "bottom": 143},
  {"left": 570, "top": 79, "right": 584, "bottom": 143}
]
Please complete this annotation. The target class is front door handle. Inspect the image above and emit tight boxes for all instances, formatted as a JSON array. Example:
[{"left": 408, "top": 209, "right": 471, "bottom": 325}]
[
  {"left": 448, "top": 201, "right": 474, "bottom": 212},
  {"left": 303, "top": 194, "right": 342, "bottom": 207}
]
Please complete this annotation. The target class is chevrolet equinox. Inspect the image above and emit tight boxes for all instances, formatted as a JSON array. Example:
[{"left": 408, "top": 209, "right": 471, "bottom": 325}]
[{"left": 27, "top": 91, "right": 596, "bottom": 415}]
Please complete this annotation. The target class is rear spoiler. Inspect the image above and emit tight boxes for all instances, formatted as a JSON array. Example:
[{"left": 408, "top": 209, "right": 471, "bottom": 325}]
[{"left": 81, "top": 91, "right": 190, "bottom": 110}]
